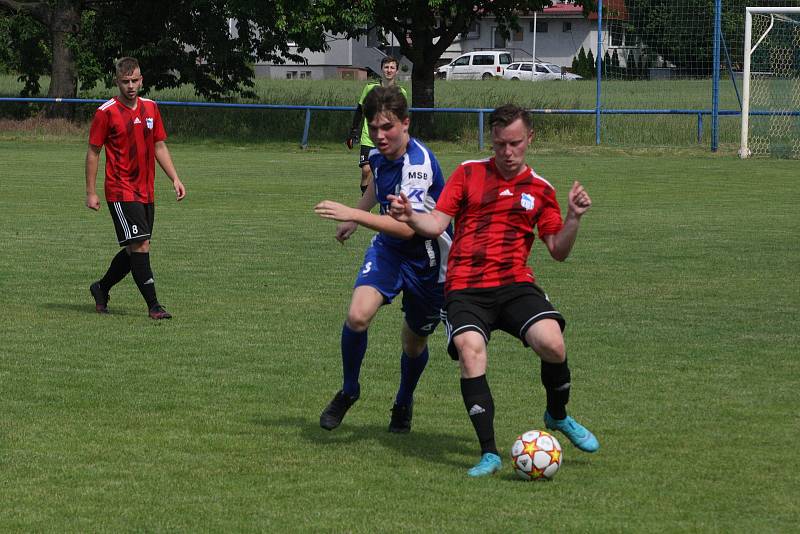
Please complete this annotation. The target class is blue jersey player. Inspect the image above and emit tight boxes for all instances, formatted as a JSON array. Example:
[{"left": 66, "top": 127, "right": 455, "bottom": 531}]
[{"left": 314, "top": 86, "right": 451, "bottom": 433}]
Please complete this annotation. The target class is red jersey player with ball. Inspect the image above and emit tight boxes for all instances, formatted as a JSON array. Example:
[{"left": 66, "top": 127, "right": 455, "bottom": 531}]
[{"left": 388, "top": 104, "right": 599, "bottom": 477}]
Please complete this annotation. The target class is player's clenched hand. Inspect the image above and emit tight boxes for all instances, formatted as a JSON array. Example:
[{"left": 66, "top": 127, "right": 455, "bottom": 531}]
[
  {"left": 345, "top": 129, "right": 358, "bottom": 150},
  {"left": 314, "top": 200, "right": 356, "bottom": 223},
  {"left": 386, "top": 192, "right": 412, "bottom": 222},
  {"left": 86, "top": 193, "right": 101, "bottom": 211},
  {"left": 336, "top": 221, "right": 357, "bottom": 243},
  {"left": 568, "top": 181, "right": 591, "bottom": 217},
  {"left": 174, "top": 178, "right": 186, "bottom": 201}
]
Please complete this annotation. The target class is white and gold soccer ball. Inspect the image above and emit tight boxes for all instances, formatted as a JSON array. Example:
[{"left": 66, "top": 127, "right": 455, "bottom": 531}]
[{"left": 510, "top": 430, "right": 562, "bottom": 481}]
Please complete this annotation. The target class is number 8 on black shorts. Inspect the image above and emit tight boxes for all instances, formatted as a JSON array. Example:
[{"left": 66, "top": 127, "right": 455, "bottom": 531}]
[{"left": 108, "top": 201, "right": 154, "bottom": 245}]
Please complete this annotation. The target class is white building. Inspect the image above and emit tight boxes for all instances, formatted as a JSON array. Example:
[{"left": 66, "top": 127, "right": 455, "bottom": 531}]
[
  {"left": 443, "top": 0, "right": 628, "bottom": 70},
  {"left": 254, "top": 1, "right": 628, "bottom": 79},
  {"left": 255, "top": 29, "right": 411, "bottom": 81}
]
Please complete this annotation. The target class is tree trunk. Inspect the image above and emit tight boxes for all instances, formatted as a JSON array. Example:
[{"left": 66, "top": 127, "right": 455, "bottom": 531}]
[
  {"left": 45, "top": 1, "right": 81, "bottom": 119},
  {"left": 410, "top": 61, "right": 435, "bottom": 138}
]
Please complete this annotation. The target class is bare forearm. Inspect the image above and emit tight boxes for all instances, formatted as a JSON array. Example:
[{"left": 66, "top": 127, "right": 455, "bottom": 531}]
[
  {"left": 548, "top": 213, "right": 582, "bottom": 261},
  {"left": 355, "top": 190, "right": 377, "bottom": 212},
  {"left": 406, "top": 211, "right": 449, "bottom": 239},
  {"left": 155, "top": 143, "right": 179, "bottom": 182},
  {"left": 353, "top": 210, "right": 414, "bottom": 239},
  {"left": 85, "top": 150, "right": 99, "bottom": 194}
]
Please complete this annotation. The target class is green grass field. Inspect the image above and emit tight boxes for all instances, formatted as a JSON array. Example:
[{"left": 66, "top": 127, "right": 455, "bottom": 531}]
[{"left": 1, "top": 137, "right": 798, "bottom": 532}]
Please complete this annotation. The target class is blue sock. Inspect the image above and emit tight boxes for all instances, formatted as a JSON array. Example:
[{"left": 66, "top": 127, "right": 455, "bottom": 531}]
[
  {"left": 341, "top": 323, "right": 368, "bottom": 397},
  {"left": 395, "top": 347, "right": 429, "bottom": 407}
]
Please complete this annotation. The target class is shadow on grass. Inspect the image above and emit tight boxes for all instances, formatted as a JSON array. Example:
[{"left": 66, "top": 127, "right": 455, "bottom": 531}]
[
  {"left": 254, "top": 414, "right": 475, "bottom": 470},
  {"left": 43, "top": 302, "right": 136, "bottom": 316}
]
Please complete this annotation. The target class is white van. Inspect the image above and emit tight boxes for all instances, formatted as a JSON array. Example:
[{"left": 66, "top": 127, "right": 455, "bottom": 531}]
[{"left": 437, "top": 51, "right": 513, "bottom": 80}]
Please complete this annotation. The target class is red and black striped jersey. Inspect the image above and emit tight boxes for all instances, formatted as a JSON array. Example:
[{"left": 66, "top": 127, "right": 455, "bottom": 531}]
[
  {"left": 435, "top": 158, "right": 563, "bottom": 293},
  {"left": 89, "top": 96, "right": 167, "bottom": 203}
]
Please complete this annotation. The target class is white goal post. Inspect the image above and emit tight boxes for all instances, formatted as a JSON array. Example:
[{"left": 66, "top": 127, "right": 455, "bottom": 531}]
[{"left": 740, "top": 6, "right": 800, "bottom": 158}]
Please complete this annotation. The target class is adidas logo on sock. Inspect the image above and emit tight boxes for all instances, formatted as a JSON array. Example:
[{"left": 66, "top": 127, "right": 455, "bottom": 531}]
[
  {"left": 143, "top": 278, "right": 155, "bottom": 285},
  {"left": 468, "top": 404, "right": 486, "bottom": 416}
]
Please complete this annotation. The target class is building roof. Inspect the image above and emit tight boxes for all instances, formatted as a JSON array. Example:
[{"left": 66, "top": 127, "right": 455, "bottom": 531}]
[{"left": 536, "top": 0, "right": 627, "bottom": 21}]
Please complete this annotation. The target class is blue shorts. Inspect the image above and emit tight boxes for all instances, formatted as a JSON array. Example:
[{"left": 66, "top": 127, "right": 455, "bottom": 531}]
[{"left": 354, "top": 240, "right": 445, "bottom": 337}]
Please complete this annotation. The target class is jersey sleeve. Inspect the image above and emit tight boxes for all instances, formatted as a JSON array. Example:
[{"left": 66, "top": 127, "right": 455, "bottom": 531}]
[
  {"left": 88, "top": 109, "right": 108, "bottom": 147},
  {"left": 152, "top": 103, "right": 167, "bottom": 142},
  {"left": 435, "top": 165, "right": 466, "bottom": 217},
  {"left": 358, "top": 83, "right": 376, "bottom": 106},
  {"left": 536, "top": 185, "right": 563, "bottom": 238}
]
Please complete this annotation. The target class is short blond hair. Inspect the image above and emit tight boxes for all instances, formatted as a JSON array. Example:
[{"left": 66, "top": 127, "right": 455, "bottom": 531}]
[{"left": 115, "top": 57, "right": 139, "bottom": 77}]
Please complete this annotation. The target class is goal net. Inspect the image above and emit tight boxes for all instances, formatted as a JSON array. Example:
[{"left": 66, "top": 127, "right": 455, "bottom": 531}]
[{"left": 740, "top": 6, "right": 800, "bottom": 158}]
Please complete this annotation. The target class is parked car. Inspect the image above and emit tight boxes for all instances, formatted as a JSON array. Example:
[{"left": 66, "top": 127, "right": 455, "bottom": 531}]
[
  {"left": 437, "top": 51, "right": 513, "bottom": 80},
  {"left": 503, "top": 62, "right": 582, "bottom": 81}
]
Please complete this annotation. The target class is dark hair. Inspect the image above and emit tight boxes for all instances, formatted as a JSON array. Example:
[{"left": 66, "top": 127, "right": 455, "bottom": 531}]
[
  {"left": 115, "top": 57, "right": 140, "bottom": 77},
  {"left": 364, "top": 85, "right": 408, "bottom": 122},
  {"left": 489, "top": 104, "right": 533, "bottom": 131},
  {"left": 381, "top": 56, "right": 398, "bottom": 68}
]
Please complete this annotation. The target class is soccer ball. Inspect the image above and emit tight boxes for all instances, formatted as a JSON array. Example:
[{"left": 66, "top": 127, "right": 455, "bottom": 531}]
[{"left": 510, "top": 430, "right": 562, "bottom": 481}]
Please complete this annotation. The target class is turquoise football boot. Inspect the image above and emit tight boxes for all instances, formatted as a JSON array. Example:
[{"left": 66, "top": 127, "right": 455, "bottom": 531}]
[
  {"left": 544, "top": 411, "right": 600, "bottom": 453},
  {"left": 467, "top": 452, "right": 502, "bottom": 477}
]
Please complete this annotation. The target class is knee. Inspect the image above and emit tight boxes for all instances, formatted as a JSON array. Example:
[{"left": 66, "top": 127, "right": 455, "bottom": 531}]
[
  {"left": 535, "top": 339, "right": 566, "bottom": 363},
  {"left": 346, "top": 310, "right": 372, "bottom": 332},
  {"left": 128, "top": 240, "right": 150, "bottom": 253},
  {"left": 454, "top": 335, "right": 486, "bottom": 368},
  {"left": 402, "top": 338, "right": 427, "bottom": 358}
]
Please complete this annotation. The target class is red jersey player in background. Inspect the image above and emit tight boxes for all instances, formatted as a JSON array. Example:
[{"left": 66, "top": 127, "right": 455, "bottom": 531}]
[
  {"left": 388, "top": 104, "right": 599, "bottom": 477},
  {"left": 85, "top": 57, "right": 186, "bottom": 319}
]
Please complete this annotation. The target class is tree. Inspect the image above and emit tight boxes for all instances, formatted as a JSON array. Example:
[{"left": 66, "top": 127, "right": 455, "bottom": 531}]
[
  {"left": 576, "top": 46, "right": 588, "bottom": 78},
  {"left": 0, "top": 5, "right": 49, "bottom": 96},
  {"left": 0, "top": 0, "right": 81, "bottom": 116},
  {"left": 610, "top": 48, "right": 620, "bottom": 78},
  {"left": 622, "top": 0, "right": 753, "bottom": 76},
  {"left": 0, "top": 0, "right": 360, "bottom": 116},
  {"left": 347, "top": 1, "right": 595, "bottom": 131}
]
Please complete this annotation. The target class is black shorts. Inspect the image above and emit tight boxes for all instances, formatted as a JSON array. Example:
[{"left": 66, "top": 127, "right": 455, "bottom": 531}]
[
  {"left": 443, "top": 282, "right": 565, "bottom": 360},
  {"left": 359, "top": 145, "right": 373, "bottom": 167},
  {"left": 108, "top": 201, "right": 154, "bottom": 246}
]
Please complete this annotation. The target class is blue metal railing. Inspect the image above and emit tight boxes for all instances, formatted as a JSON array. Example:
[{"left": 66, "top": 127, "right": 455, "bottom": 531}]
[{"left": 3, "top": 96, "right": 790, "bottom": 149}]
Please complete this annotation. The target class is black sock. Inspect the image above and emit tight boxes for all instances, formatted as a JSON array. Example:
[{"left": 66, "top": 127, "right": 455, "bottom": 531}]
[
  {"left": 99, "top": 249, "right": 131, "bottom": 293},
  {"left": 541, "top": 358, "right": 571, "bottom": 420},
  {"left": 461, "top": 375, "right": 497, "bottom": 456},
  {"left": 129, "top": 251, "right": 159, "bottom": 309}
]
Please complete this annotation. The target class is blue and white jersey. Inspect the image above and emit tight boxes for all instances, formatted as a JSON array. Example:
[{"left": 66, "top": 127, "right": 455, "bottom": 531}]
[{"left": 367, "top": 137, "right": 452, "bottom": 283}]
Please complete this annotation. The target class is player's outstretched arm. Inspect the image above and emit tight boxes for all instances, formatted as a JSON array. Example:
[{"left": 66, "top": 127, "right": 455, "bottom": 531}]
[
  {"left": 542, "top": 181, "right": 591, "bottom": 262},
  {"left": 85, "top": 144, "right": 102, "bottom": 211},
  {"left": 387, "top": 192, "right": 452, "bottom": 239},
  {"left": 314, "top": 199, "right": 416, "bottom": 241},
  {"left": 315, "top": 179, "right": 415, "bottom": 242},
  {"left": 154, "top": 141, "right": 186, "bottom": 201},
  {"left": 316, "top": 179, "right": 377, "bottom": 243}
]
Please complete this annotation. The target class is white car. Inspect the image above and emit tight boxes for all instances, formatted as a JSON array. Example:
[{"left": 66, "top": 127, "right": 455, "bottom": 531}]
[
  {"left": 503, "top": 62, "right": 582, "bottom": 81},
  {"left": 437, "top": 51, "right": 513, "bottom": 80}
]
